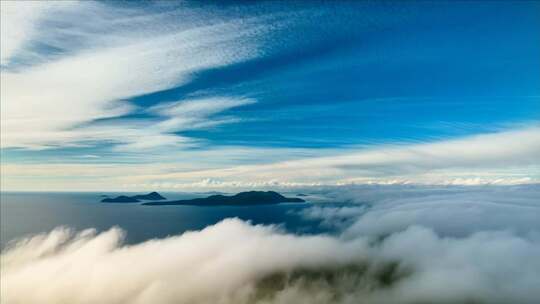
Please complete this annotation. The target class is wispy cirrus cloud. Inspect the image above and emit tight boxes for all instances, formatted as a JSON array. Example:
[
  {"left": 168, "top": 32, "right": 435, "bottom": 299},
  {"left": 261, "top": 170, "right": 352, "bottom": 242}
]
[
  {"left": 0, "top": 1, "right": 269, "bottom": 150},
  {"left": 0, "top": 1, "right": 81, "bottom": 66},
  {"left": 150, "top": 97, "right": 256, "bottom": 135}
]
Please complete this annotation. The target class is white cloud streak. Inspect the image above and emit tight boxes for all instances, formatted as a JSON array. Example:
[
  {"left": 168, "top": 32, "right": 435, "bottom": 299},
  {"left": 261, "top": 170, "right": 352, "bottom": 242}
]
[
  {"left": 117, "top": 126, "right": 540, "bottom": 189},
  {"left": 0, "top": 1, "right": 81, "bottom": 65},
  {"left": 150, "top": 97, "right": 256, "bottom": 135},
  {"left": 1, "top": 126, "right": 538, "bottom": 191},
  {"left": 1, "top": 1, "right": 267, "bottom": 150}
]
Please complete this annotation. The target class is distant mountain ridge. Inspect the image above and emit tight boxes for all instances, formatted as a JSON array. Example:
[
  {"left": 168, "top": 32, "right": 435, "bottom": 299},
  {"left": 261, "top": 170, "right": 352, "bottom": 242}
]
[
  {"left": 101, "top": 192, "right": 166, "bottom": 203},
  {"left": 143, "top": 191, "right": 304, "bottom": 206}
]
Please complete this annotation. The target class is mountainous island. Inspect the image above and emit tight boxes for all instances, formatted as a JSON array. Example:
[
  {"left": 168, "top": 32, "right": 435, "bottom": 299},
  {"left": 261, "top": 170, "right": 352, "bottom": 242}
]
[
  {"left": 142, "top": 191, "right": 305, "bottom": 206},
  {"left": 101, "top": 192, "right": 166, "bottom": 203}
]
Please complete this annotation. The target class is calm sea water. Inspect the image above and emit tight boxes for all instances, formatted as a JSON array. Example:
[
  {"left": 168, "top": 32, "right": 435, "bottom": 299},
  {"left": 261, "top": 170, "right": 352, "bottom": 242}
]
[{"left": 0, "top": 192, "right": 321, "bottom": 249}]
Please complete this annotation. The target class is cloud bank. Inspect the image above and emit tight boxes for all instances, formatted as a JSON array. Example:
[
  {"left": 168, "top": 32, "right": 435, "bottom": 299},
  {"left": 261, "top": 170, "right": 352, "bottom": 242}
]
[
  {"left": 2, "top": 218, "right": 539, "bottom": 304},
  {"left": 299, "top": 184, "right": 540, "bottom": 238},
  {"left": 2, "top": 184, "right": 540, "bottom": 304}
]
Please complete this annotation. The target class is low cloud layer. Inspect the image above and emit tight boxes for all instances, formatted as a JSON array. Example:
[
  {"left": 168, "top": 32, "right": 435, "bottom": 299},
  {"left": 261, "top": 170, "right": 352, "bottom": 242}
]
[
  {"left": 3, "top": 185, "right": 540, "bottom": 304},
  {"left": 301, "top": 184, "right": 540, "bottom": 238}
]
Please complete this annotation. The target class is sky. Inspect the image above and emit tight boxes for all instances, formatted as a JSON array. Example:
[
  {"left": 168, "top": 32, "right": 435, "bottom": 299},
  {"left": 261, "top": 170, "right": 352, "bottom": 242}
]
[{"left": 1, "top": 0, "right": 539, "bottom": 191}]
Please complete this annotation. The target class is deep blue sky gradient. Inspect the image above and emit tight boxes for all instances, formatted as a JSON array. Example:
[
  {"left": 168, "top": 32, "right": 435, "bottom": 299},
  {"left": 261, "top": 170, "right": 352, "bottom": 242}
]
[
  {"left": 3, "top": 0, "right": 540, "bottom": 162},
  {"left": 129, "top": 1, "right": 540, "bottom": 148}
]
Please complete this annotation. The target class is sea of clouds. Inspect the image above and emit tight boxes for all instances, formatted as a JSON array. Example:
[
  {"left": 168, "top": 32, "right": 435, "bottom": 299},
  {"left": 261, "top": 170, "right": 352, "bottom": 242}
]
[{"left": 2, "top": 184, "right": 539, "bottom": 304}]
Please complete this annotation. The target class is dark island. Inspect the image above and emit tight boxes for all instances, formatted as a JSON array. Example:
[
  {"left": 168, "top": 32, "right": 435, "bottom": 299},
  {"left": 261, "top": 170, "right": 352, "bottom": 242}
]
[
  {"left": 131, "top": 192, "right": 166, "bottom": 201},
  {"left": 142, "top": 191, "right": 305, "bottom": 206},
  {"left": 101, "top": 192, "right": 166, "bottom": 203}
]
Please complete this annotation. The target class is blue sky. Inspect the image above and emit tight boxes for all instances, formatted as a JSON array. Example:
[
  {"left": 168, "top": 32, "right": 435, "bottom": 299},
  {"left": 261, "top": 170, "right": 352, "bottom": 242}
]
[{"left": 1, "top": 1, "right": 539, "bottom": 190}]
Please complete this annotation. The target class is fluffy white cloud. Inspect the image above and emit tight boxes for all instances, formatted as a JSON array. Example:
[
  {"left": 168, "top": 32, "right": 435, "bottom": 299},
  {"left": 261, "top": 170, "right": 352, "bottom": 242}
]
[
  {"left": 295, "top": 205, "right": 368, "bottom": 229},
  {"left": 2, "top": 218, "right": 539, "bottom": 304},
  {"left": 2, "top": 184, "right": 539, "bottom": 303}
]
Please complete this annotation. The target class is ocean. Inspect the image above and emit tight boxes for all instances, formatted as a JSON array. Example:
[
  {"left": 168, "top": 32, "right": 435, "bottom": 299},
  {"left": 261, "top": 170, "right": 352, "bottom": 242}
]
[{"left": 0, "top": 192, "right": 319, "bottom": 249}]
